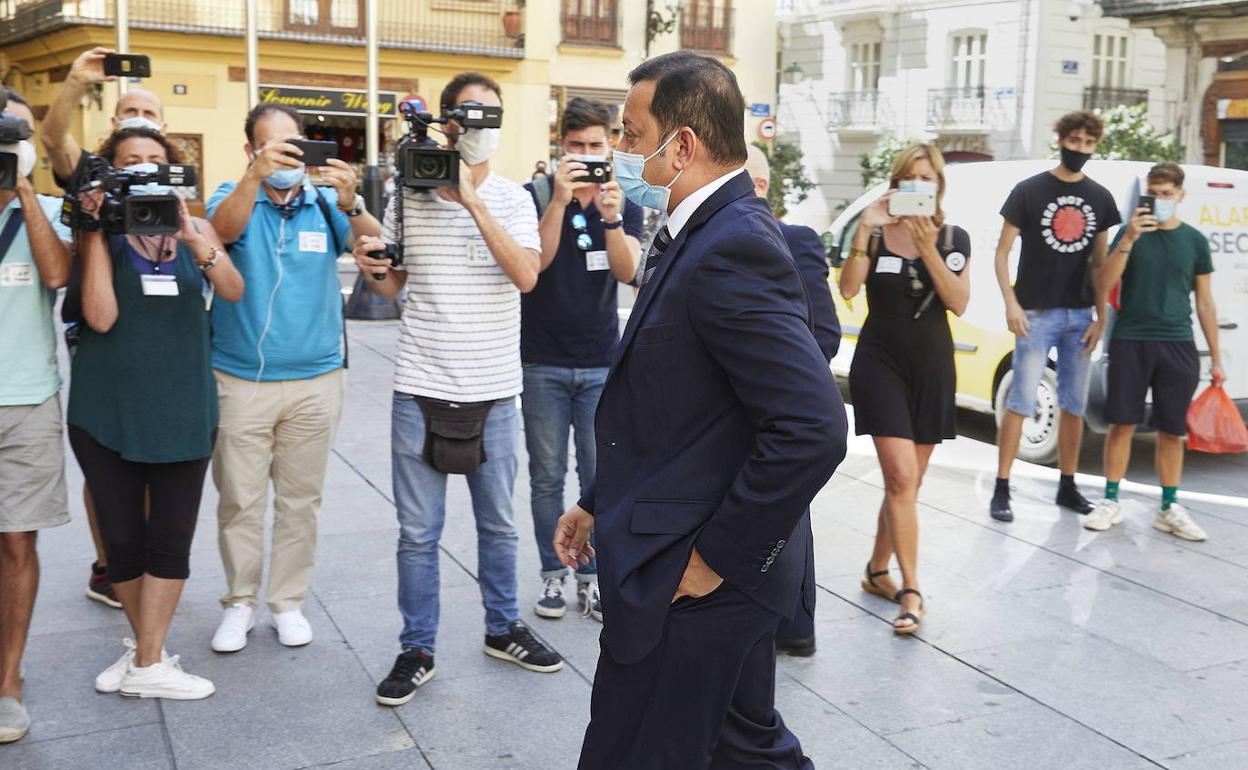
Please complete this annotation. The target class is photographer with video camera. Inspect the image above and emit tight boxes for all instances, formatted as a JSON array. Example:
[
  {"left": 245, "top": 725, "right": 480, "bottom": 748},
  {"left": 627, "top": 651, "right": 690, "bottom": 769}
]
[
  {"left": 353, "top": 72, "right": 561, "bottom": 708},
  {"left": 65, "top": 126, "right": 241, "bottom": 701},
  {"left": 521, "top": 97, "right": 642, "bottom": 624},
  {"left": 204, "top": 102, "right": 379, "bottom": 654},
  {"left": 0, "top": 88, "right": 72, "bottom": 745}
]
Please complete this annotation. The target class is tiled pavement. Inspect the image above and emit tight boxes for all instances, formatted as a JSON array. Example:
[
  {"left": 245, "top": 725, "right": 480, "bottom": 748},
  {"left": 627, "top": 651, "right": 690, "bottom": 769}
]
[{"left": 6, "top": 320, "right": 1247, "bottom": 769}]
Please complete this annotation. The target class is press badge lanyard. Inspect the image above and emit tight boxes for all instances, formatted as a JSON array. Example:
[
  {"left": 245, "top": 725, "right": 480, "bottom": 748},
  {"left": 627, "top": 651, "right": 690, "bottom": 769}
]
[{"left": 0, "top": 211, "right": 23, "bottom": 266}]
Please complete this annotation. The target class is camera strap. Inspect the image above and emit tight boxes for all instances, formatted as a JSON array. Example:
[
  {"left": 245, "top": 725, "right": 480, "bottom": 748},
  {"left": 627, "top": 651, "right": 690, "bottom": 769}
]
[
  {"left": 310, "top": 185, "right": 350, "bottom": 370},
  {"left": 0, "top": 210, "right": 24, "bottom": 266}
]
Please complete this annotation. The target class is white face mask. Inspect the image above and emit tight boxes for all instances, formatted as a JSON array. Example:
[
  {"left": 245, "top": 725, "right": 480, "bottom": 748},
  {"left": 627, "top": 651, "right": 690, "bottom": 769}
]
[
  {"left": 0, "top": 140, "right": 37, "bottom": 179},
  {"left": 456, "top": 128, "right": 501, "bottom": 166},
  {"left": 123, "top": 161, "right": 173, "bottom": 195},
  {"left": 117, "top": 116, "right": 163, "bottom": 132}
]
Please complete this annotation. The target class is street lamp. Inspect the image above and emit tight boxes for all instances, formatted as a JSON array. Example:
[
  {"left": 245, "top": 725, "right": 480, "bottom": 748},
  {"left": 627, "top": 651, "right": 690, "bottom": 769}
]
[{"left": 782, "top": 63, "right": 805, "bottom": 86}]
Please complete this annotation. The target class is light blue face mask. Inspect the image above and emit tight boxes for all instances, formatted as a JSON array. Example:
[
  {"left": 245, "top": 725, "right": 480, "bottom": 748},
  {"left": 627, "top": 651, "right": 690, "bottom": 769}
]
[
  {"left": 898, "top": 179, "right": 938, "bottom": 196},
  {"left": 124, "top": 162, "right": 172, "bottom": 195},
  {"left": 614, "top": 131, "right": 684, "bottom": 211},
  {"left": 1154, "top": 198, "right": 1176, "bottom": 224},
  {"left": 267, "top": 166, "right": 304, "bottom": 190}
]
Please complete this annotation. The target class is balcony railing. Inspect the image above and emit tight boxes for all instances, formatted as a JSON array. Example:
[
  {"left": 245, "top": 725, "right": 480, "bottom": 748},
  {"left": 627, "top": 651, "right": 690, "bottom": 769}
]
[
  {"left": 680, "top": 3, "right": 733, "bottom": 55},
  {"left": 1083, "top": 86, "right": 1149, "bottom": 112},
  {"left": 561, "top": 0, "right": 618, "bottom": 48},
  {"left": 826, "top": 90, "right": 885, "bottom": 130},
  {"left": 927, "top": 86, "right": 991, "bottom": 128},
  {"left": 0, "top": 0, "right": 525, "bottom": 57}
]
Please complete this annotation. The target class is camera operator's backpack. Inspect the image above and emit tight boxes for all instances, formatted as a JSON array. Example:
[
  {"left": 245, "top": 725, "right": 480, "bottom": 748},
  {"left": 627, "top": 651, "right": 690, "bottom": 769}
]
[{"left": 531, "top": 174, "right": 554, "bottom": 217}]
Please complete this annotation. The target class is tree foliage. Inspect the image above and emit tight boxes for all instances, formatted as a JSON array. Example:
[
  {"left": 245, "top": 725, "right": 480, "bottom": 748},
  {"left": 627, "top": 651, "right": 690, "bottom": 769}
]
[
  {"left": 755, "top": 139, "right": 816, "bottom": 219},
  {"left": 859, "top": 135, "right": 924, "bottom": 189}
]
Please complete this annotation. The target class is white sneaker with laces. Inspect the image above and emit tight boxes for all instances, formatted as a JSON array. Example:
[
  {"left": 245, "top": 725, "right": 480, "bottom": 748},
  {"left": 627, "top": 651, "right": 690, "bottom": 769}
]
[
  {"left": 119, "top": 656, "right": 215, "bottom": 700},
  {"left": 271, "top": 609, "right": 313, "bottom": 647},
  {"left": 211, "top": 603, "right": 256, "bottom": 653},
  {"left": 1153, "top": 504, "right": 1208, "bottom": 541},
  {"left": 95, "top": 638, "right": 170, "bottom": 693},
  {"left": 1083, "top": 499, "right": 1123, "bottom": 532},
  {"left": 578, "top": 581, "right": 603, "bottom": 623}
]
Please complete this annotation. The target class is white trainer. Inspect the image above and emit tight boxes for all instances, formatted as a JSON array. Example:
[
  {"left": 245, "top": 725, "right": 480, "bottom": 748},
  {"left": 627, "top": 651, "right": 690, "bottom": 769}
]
[
  {"left": 95, "top": 638, "right": 170, "bottom": 693},
  {"left": 271, "top": 609, "right": 313, "bottom": 647},
  {"left": 211, "top": 604, "right": 256, "bottom": 653},
  {"left": 120, "top": 656, "right": 214, "bottom": 700},
  {"left": 1153, "top": 504, "right": 1208, "bottom": 542},
  {"left": 1083, "top": 499, "right": 1123, "bottom": 531}
]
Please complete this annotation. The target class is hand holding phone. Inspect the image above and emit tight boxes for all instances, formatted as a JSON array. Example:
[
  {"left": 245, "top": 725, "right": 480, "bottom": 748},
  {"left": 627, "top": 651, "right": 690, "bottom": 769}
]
[{"left": 287, "top": 140, "right": 338, "bottom": 167}]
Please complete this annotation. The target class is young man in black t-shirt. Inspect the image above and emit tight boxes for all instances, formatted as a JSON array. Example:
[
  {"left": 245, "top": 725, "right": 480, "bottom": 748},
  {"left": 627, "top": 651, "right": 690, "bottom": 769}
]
[
  {"left": 521, "top": 98, "right": 643, "bottom": 622},
  {"left": 990, "top": 111, "right": 1121, "bottom": 522}
]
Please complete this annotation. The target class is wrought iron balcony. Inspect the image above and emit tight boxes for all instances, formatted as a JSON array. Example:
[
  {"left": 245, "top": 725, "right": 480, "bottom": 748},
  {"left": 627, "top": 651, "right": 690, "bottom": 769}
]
[
  {"left": 1083, "top": 86, "right": 1149, "bottom": 112},
  {"left": 927, "top": 86, "right": 992, "bottom": 129},
  {"left": 680, "top": 3, "right": 733, "bottom": 55},
  {"left": 826, "top": 90, "right": 885, "bottom": 130},
  {"left": 0, "top": 0, "right": 526, "bottom": 57},
  {"left": 561, "top": 0, "right": 619, "bottom": 48}
]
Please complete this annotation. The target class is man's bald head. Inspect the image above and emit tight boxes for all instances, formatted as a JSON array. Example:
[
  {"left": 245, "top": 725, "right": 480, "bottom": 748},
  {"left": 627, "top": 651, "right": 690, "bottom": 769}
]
[
  {"left": 112, "top": 88, "right": 165, "bottom": 132},
  {"left": 745, "top": 144, "right": 770, "bottom": 200}
]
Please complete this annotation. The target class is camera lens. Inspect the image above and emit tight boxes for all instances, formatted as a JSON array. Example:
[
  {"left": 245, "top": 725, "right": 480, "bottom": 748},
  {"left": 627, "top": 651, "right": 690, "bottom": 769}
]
[
  {"left": 131, "top": 203, "right": 157, "bottom": 226},
  {"left": 417, "top": 155, "right": 447, "bottom": 179}
]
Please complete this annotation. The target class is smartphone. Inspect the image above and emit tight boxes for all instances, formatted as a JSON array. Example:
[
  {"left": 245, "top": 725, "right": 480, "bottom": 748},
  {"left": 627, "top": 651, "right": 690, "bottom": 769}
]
[
  {"left": 568, "top": 155, "right": 612, "bottom": 183},
  {"left": 1137, "top": 194, "right": 1156, "bottom": 216},
  {"left": 288, "top": 139, "right": 338, "bottom": 167},
  {"left": 888, "top": 191, "right": 935, "bottom": 217},
  {"left": 103, "top": 54, "right": 151, "bottom": 78}
]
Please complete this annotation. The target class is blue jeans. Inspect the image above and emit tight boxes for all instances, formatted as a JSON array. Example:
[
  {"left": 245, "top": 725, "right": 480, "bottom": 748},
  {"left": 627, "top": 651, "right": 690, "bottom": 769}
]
[
  {"left": 1006, "top": 307, "right": 1094, "bottom": 418},
  {"left": 392, "top": 393, "right": 520, "bottom": 653},
  {"left": 521, "top": 364, "right": 607, "bottom": 580}
]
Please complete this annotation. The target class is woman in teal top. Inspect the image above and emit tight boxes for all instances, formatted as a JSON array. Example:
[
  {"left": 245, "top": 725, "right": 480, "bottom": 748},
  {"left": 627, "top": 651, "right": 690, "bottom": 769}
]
[{"left": 67, "top": 128, "right": 243, "bottom": 701}]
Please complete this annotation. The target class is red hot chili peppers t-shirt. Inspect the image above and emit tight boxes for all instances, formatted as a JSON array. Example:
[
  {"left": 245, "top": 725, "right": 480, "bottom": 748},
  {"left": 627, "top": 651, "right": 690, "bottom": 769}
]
[{"left": 999, "top": 170, "right": 1122, "bottom": 310}]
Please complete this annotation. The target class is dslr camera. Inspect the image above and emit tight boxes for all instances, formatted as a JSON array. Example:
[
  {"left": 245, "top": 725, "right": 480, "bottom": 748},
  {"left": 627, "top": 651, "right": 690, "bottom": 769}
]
[
  {"left": 394, "top": 99, "right": 503, "bottom": 190},
  {"left": 0, "top": 92, "right": 33, "bottom": 190},
  {"left": 62, "top": 155, "right": 197, "bottom": 235}
]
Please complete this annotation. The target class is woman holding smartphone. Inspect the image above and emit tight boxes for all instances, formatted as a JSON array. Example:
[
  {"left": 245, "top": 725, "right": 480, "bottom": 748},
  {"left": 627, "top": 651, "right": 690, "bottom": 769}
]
[{"left": 838, "top": 143, "right": 971, "bottom": 634}]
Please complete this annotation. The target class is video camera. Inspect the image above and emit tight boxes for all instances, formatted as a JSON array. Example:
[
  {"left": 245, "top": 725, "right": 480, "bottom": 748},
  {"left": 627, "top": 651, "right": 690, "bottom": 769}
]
[
  {"left": 394, "top": 100, "right": 502, "bottom": 190},
  {"left": 0, "top": 91, "right": 34, "bottom": 190},
  {"left": 61, "top": 155, "right": 197, "bottom": 235}
]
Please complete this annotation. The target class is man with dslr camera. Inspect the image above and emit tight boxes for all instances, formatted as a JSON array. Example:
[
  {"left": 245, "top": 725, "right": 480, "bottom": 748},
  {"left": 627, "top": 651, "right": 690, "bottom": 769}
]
[
  {"left": 0, "top": 89, "right": 73, "bottom": 744},
  {"left": 522, "top": 97, "right": 642, "bottom": 623},
  {"left": 354, "top": 72, "right": 562, "bottom": 708},
  {"left": 205, "top": 102, "right": 380, "bottom": 654}
]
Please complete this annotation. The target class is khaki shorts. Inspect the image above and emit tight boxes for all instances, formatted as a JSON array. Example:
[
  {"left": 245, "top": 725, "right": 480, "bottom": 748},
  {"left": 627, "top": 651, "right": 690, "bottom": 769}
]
[{"left": 0, "top": 395, "right": 70, "bottom": 533}]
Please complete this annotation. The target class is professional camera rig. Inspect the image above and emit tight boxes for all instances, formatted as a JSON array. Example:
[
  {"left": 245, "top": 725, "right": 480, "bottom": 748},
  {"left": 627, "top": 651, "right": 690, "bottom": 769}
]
[
  {"left": 0, "top": 92, "right": 34, "bottom": 190},
  {"left": 61, "top": 155, "right": 198, "bottom": 236}
]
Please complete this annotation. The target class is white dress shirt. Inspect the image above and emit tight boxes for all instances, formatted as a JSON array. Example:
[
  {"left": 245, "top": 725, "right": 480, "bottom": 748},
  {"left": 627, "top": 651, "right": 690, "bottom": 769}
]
[{"left": 664, "top": 167, "right": 747, "bottom": 237}]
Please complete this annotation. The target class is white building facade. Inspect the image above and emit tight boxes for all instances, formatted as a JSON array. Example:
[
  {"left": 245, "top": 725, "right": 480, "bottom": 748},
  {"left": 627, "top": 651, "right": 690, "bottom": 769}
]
[{"left": 777, "top": 0, "right": 1170, "bottom": 229}]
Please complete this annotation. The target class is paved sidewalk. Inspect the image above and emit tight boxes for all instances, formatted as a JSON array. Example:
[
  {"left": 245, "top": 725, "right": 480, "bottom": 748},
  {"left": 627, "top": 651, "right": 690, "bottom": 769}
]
[{"left": 6, "top": 319, "right": 1248, "bottom": 769}]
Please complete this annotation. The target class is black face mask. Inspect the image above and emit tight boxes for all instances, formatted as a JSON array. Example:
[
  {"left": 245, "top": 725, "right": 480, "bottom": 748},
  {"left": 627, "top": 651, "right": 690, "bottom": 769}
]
[{"left": 1060, "top": 147, "right": 1092, "bottom": 174}]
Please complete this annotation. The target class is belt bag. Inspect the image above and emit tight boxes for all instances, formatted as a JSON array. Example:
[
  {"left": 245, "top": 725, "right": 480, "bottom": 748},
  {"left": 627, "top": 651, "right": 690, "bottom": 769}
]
[{"left": 415, "top": 397, "right": 496, "bottom": 474}]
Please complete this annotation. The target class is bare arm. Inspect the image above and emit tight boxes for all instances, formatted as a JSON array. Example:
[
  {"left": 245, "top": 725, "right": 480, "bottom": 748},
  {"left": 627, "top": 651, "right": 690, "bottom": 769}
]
[
  {"left": 176, "top": 208, "right": 243, "bottom": 301},
  {"left": 994, "top": 220, "right": 1028, "bottom": 337},
  {"left": 1081, "top": 230, "right": 1111, "bottom": 353},
  {"left": 80, "top": 230, "right": 118, "bottom": 333},
  {"left": 40, "top": 47, "right": 115, "bottom": 183},
  {"left": 908, "top": 218, "right": 970, "bottom": 316},
  {"left": 1195, "top": 274, "right": 1222, "bottom": 380},
  {"left": 16, "top": 181, "right": 71, "bottom": 288},
  {"left": 838, "top": 192, "right": 896, "bottom": 300},
  {"left": 605, "top": 227, "right": 642, "bottom": 284},
  {"left": 467, "top": 198, "right": 539, "bottom": 292},
  {"left": 209, "top": 140, "right": 303, "bottom": 243}
]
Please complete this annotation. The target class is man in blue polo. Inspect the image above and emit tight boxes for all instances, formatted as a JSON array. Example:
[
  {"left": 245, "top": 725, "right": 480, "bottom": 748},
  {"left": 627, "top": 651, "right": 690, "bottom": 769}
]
[
  {"left": 206, "top": 102, "right": 380, "bottom": 653},
  {"left": 522, "top": 97, "right": 643, "bottom": 622}
]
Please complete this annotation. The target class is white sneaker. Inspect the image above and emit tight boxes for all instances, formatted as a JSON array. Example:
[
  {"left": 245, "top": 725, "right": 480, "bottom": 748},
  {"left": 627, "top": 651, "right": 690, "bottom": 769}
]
[
  {"left": 1154, "top": 504, "right": 1208, "bottom": 542},
  {"left": 211, "top": 604, "right": 256, "bottom": 653},
  {"left": 577, "top": 581, "right": 603, "bottom": 623},
  {"left": 120, "top": 656, "right": 214, "bottom": 700},
  {"left": 1083, "top": 499, "right": 1123, "bottom": 531},
  {"left": 95, "top": 638, "right": 171, "bottom": 693},
  {"left": 270, "top": 609, "right": 313, "bottom": 647}
]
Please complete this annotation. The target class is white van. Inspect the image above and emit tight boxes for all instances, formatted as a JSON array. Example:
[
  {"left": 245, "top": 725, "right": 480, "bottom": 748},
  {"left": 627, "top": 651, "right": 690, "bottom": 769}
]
[{"left": 826, "top": 160, "right": 1248, "bottom": 464}]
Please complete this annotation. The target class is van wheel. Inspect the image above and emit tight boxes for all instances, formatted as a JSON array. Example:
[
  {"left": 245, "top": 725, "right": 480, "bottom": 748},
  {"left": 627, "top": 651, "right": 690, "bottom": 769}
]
[{"left": 994, "top": 367, "right": 1060, "bottom": 466}]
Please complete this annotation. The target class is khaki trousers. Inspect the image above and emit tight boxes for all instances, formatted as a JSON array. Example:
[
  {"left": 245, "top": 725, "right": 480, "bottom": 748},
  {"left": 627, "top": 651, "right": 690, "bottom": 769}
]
[{"left": 213, "top": 368, "right": 344, "bottom": 613}]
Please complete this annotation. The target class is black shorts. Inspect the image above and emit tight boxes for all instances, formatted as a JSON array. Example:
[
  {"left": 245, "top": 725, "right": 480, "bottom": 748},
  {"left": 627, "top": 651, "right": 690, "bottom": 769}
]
[{"left": 1104, "top": 339, "right": 1200, "bottom": 436}]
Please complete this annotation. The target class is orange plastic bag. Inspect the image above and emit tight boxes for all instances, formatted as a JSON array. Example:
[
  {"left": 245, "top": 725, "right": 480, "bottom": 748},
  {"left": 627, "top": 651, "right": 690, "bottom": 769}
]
[{"left": 1186, "top": 384, "right": 1248, "bottom": 454}]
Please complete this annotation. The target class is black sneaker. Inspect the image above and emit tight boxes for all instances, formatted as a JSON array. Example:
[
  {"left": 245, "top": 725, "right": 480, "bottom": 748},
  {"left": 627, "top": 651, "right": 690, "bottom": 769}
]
[
  {"left": 1056, "top": 486, "right": 1094, "bottom": 515},
  {"left": 86, "top": 562, "right": 123, "bottom": 609},
  {"left": 990, "top": 490, "right": 1014, "bottom": 522},
  {"left": 375, "top": 649, "right": 436, "bottom": 706},
  {"left": 534, "top": 576, "right": 566, "bottom": 619},
  {"left": 484, "top": 622, "right": 564, "bottom": 673},
  {"left": 775, "top": 636, "right": 816, "bottom": 657}
]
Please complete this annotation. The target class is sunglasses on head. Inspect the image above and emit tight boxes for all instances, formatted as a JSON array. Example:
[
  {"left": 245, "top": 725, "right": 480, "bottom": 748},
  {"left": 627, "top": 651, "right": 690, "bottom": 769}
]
[{"left": 571, "top": 212, "right": 593, "bottom": 252}]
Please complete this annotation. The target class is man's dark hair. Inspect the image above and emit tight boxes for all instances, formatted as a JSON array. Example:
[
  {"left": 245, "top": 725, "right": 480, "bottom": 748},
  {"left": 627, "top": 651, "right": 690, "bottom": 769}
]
[
  {"left": 95, "top": 126, "right": 185, "bottom": 165},
  {"left": 441, "top": 72, "right": 502, "bottom": 111},
  {"left": 560, "top": 97, "right": 612, "bottom": 137},
  {"left": 1147, "top": 161, "right": 1185, "bottom": 188},
  {"left": 627, "top": 51, "right": 747, "bottom": 166},
  {"left": 1054, "top": 110, "right": 1104, "bottom": 141},
  {"left": 2, "top": 87, "right": 29, "bottom": 109},
  {"left": 245, "top": 103, "right": 302, "bottom": 145}
]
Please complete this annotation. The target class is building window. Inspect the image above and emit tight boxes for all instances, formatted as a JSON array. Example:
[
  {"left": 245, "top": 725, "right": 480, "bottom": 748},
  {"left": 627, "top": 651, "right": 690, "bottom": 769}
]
[
  {"left": 849, "top": 40, "right": 882, "bottom": 92},
  {"left": 680, "top": 0, "right": 733, "bottom": 55},
  {"left": 949, "top": 31, "right": 987, "bottom": 88},
  {"left": 562, "top": 0, "right": 619, "bottom": 47},
  {"left": 285, "top": 0, "right": 362, "bottom": 35},
  {"left": 1093, "top": 33, "right": 1129, "bottom": 88}
]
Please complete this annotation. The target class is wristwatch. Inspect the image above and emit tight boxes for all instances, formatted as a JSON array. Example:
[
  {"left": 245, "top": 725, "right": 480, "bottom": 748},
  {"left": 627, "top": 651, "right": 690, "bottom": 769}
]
[
  {"left": 602, "top": 213, "right": 624, "bottom": 230},
  {"left": 339, "top": 193, "right": 366, "bottom": 218},
  {"left": 197, "top": 246, "right": 224, "bottom": 272}
]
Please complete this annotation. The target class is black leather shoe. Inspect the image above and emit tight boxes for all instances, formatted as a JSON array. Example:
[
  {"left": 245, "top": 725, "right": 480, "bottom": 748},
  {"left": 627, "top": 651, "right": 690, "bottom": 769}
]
[
  {"left": 1056, "top": 486, "right": 1094, "bottom": 515},
  {"left": 990, "top": 492, "right": 1014, "bottom": 522},
  {"left": 775, "top": 637, "right": 816, "bottom": 657}
]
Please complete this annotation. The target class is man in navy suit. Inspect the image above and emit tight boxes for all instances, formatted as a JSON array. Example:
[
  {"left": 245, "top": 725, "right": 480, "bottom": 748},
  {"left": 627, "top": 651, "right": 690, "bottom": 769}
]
[
  {"left": 744, "top": 144, "right": 840, "bottom": 658},
  {"left": 554, "top": 52, "right": 848, "bottom": 770}
]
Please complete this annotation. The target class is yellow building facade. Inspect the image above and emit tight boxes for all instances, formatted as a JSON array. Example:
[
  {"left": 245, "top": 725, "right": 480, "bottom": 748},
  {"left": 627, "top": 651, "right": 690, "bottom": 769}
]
[{"left": 1, "top": 0, "right": 777, "bottom": 203}]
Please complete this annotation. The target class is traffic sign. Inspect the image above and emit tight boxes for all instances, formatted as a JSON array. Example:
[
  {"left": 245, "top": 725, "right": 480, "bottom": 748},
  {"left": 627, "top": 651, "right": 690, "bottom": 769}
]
[{"left": 758, "top": 118, "right": 777, "bottom": 141}]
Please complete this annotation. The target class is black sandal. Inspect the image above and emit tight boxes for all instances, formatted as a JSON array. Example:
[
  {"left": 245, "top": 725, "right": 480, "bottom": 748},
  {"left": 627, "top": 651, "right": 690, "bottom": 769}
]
[
  {"left": 893, "top": 588, "right": 924, "bottom": 635},
  {"left": 860, "top": 563, "right": 899, "bottom": 604}
]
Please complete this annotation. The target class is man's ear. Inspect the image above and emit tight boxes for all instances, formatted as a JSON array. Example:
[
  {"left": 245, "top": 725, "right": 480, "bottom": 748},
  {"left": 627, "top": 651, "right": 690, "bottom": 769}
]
[
  {"left": 674, "top": 127, "right": 696, "bottom": 170},
  {"left": 244, "top": 143, "right": 255, "bottom": 160},
  {"left": 755, "top": 177, "right": 769, "bottom": 198}
]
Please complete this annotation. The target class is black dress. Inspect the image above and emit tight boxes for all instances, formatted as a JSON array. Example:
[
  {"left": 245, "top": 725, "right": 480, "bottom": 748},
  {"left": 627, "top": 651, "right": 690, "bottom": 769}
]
[{"left": 849, "top": 225, "right": 970, "bottom": 444}]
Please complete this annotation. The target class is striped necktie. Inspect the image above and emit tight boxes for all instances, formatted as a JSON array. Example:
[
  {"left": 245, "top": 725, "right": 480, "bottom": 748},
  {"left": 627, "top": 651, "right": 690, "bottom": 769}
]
[{"left": 640, "top": 226, "right": 672, "bottom": 287}]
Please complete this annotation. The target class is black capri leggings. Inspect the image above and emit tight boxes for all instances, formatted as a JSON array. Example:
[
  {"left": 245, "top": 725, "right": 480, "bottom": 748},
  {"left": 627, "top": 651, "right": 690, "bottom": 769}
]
[{"left": 68, "top": 425, "right": 213, "bottom": 584}]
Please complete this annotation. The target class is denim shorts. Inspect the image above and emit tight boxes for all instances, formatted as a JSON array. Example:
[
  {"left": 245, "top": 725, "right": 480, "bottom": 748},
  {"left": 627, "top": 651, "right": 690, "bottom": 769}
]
[{"left": 1006, "top": 307, "right": 1094, "bottom": 418}]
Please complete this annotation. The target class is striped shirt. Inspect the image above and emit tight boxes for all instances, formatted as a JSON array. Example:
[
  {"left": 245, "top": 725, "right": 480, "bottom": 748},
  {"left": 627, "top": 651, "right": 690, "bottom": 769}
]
[{"left": 381, "top": 174, "right": 540, "bottom": 402}]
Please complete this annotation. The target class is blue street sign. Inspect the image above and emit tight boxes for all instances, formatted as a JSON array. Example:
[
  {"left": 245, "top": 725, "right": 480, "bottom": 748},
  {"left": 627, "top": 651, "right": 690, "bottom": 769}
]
[{"left": 750, "top": 103, "right": 771, "bottom": 117}]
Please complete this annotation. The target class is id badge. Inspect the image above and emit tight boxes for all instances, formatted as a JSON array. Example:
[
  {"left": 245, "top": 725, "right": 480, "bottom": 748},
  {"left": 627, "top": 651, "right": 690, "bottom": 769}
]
[
  {"left": 299, "top": 230, "right": 328, "bottom": 253},
  {"left": 140, "top": 274, "right": 179, "bottom": 297},
  {"left": 0, "top": 263, "right": 34, "bottom": 287},
  {"left": 585, "top": 250, "right": 609, "bottom": 271},
  {"left": 875, "top": 256, "right": 903, "bottom": 274},
  {"left": 466, "top": 240, "right": 493, "bottom": 266}
]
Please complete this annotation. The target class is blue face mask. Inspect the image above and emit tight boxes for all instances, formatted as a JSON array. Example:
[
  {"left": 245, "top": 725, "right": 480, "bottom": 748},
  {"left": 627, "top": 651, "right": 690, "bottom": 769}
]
[
  {"left": 267, "top": 166, "right": 304, "bottom": 190},
  {"left": 614, "top": 131, "right": 683, "bottom": 211},
  {"left": 1154, "top": 198, "right": 1176, "bottom": 224},
  {"left": 124, "top": 162, "right": 172, "bottom": 195}
]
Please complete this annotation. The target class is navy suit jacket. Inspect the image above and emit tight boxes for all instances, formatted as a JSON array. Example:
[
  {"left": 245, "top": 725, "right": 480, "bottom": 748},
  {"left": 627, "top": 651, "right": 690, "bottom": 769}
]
[
  {"left": 780, "top": 222, "right": 841, "bottom": 363},
  {"left": 579, "top": 171, "right": 848, "bottom": 664}
]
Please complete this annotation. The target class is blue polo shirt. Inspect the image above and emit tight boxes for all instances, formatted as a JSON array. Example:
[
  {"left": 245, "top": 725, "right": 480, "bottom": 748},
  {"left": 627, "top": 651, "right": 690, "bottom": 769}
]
[
  {"left": 206, "top": 179, "right": 351, "bottom": 381},
  {"left": 520, "top": 178, "right": 645, "bottom": 368}
]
